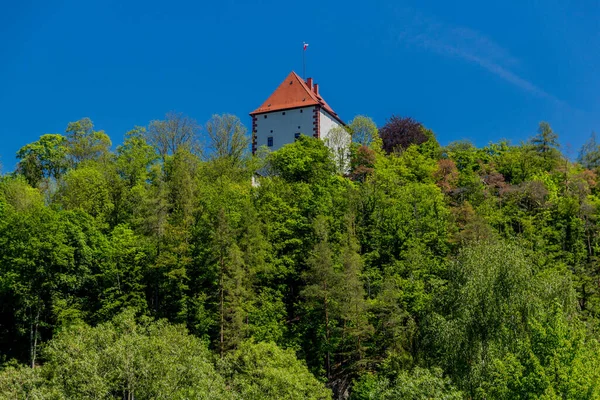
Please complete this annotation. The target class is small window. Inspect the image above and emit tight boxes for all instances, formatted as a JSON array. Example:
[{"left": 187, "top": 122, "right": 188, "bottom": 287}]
[
  {"left": 282, "top": 112, "right": 286, "bottom": 115},
  {"left": 264, "top": 115, "right": 267, "bottom": 119},
  {"left": 294, "top": 133, "right": 301, "bottom": 141},
  {"left": 267, "top": 136, "right": 273, "bottom": 147},
  {"left": 270, "top": 130, "right": 273, "bottom": 133},
  {"left": 300, "top": 109, "right": 303, "bottom": 113}
]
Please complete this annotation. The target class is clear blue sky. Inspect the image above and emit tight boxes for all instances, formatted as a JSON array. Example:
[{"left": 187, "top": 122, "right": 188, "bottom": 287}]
[{"left": 1, "top": 0, "right": 598, "bottom": 171}]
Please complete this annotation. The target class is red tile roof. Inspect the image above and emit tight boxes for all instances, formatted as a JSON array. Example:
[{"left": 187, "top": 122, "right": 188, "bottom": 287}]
[{"left": 250, "top": 71, "right": 344, "bottom": 124}]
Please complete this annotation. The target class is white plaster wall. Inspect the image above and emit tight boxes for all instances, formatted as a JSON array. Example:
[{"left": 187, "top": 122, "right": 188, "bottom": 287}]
[
  {"left": 320, "top": 110, "right": 350, "bottom": 172},
  {"left": 254, "top": 106, "right": 315, "bottom": 151},
  {"left": 319, "top": 110, "right": 346, "bottom": 144}
]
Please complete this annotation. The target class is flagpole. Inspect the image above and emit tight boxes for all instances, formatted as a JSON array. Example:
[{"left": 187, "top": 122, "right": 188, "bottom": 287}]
[
  {"left": 302, "top": 42, "right": 308, "bottom": 79},
  {"left": 302, "top": 45, "right": 306, "bottom": 79},
  {"left": 302, "top": 42, "right": 306, "bottom": 80}
]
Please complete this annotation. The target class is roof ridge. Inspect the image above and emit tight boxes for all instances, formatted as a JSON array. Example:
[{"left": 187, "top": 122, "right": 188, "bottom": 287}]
[
  {"left": 250, "top": 71, "right": 344, "bottom": 125},
  {"left": 290, "top": 71, "right": 320, "bottom": 103}
]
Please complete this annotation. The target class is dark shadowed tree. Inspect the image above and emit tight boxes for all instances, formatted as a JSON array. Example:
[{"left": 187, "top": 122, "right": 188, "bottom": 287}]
[
  {"left": 301, "top": 216, "right": 341, "bottom": 380},
  {"left": 147, "top": 112, "right": 200, "bottom": 160},
  {"left": 379, "top": 115, "right": 428, "bottom": 154}
]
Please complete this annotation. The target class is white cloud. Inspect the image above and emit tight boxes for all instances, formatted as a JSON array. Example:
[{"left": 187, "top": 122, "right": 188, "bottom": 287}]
[{"left": 393, "top": 9, "right": 563, "bottom": 105}]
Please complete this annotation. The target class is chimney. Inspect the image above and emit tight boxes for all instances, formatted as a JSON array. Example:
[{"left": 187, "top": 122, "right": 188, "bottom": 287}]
[
  {"left": 313, "top": 83, "right": 319, "bottom": 96},
  {"left": 306, "top": 77, "right": 313, "bottom": 90}
]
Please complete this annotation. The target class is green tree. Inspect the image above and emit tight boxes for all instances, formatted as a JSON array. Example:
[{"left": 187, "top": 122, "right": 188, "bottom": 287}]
[
  {"left": 191, "top": 158, "right": 256, "bottom": 355},
  {"left": 0, "top": 310, "right": 232, "bottom": 399},
  {"left": 206, "top": 113, "right": 250, "bottom": 166},
  {"left": 116, "top": 127, "right": 158, "bottom": 187},
  {"left": 0, "top": 364, "right": 57, "bottom": 399},
  {"left": 348, "top": 115, "right": 378, "bottom": 147},
  {"left": 426, "top": 241, "right": 576, "bottom": 395},
  {"left": 351, "top": 367, "right": 462, "bottom": 400},
  {"left": 165, "top": 149, "right": 200, "bottom": 226},
  {"left": 147, "top": 111, "right": 200, "bottom": 161},
  {"left": 482, "top": 306, "right": 600, "bottom": 399},
  {"left": 301, "top": 216, "right": 341, "bottom": 379},
  {"left": 0, "top": 175, "right": 44, "bottom": 212},
  {"left": 578, "top": 131, "right": 600, "bottom": 169},
  {"left": 223, "top": 341, "right": 332, "bottom": 400},
  {"left": 16, "top": 134, "right": 69, "bottom": 188},
  {"left": 65, "top": 118, "right": 112, "bottom": 164},
  {"left": 57, "top": 165, "right": 114, "bottom": 224},
  {"left": 269, "top": 135, "right": 336, "bottom": 183},
  {"left": 213, "top": 208, "right": 251, "bottom": 356},
  {"left": 531, "top": 121, "right": 560, "bottom": 154},
  {"left": 94, "top": 226, "right": 148, "bottom": 321},
  {"left": 337, "top": 221, "right": 373, "bottom": 372},
  {"left": 0, "top": 205, "right": 74, "bottom": 366}
]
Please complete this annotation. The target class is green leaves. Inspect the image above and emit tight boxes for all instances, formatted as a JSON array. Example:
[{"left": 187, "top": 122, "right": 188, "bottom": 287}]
[
  {"left": 16, "top": 133, "right": 69, "bottom": 187},
  {"left": 6, "top": 116, "right": 600, "bottom": 399},
  {"left": 0, "top": 315, "right": 333, "bottom": 400},
  {"left": 269, "top": 136, "right": 336, "bottom": 183},
  {"left": 65, "top": 118, "right": 112, "bottom": 165},
  {"left": 57, "top": 165, "right": 114, "bottom": 223},
  {"left": 352, "top": 367, "right": 462, "bottom": 400},
  {"left": 223, "top": 341, "right": 332, "bottom": 400},
  {"left": 29, "top": 310, "right": 230, "bottom": 399}
]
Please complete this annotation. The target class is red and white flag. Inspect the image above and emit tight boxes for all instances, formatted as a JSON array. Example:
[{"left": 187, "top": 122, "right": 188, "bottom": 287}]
[{"left": 303, "top": 42, "right": 309, "bottom": 51}]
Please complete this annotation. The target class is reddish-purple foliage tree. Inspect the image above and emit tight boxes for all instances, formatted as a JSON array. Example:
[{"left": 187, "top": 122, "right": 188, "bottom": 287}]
[
  {"left": 433, "top": 159, "right": 459, "bottom": 194},
  {"left": 350, "top": 145, "right": 376, "bottom": 182},
  {"left": 379, "top": 115, "right": 428, "bottom": 154}
]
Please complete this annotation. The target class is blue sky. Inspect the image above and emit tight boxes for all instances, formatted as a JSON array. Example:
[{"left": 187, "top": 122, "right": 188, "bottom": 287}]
[{"left": 1, "top": 0, "right": 598, "bottom": 171}]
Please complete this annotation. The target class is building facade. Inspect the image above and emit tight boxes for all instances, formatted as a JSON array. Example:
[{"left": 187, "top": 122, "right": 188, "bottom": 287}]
[{"left": 250, "top": 71, "right": 347, "bottom": 154}]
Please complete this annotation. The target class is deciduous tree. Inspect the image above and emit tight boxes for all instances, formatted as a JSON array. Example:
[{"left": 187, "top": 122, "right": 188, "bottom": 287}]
[{"left": 205, "top": 113, "right": 249, "bottom": 165}]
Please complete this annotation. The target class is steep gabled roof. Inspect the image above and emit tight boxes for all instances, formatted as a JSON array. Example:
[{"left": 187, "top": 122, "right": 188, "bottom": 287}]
[{"left": 250, "top": 71, "right": 343, "bottom": 124}]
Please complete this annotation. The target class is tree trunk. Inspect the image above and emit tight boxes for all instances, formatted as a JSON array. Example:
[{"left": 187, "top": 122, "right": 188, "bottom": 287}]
[{"left": 30, "top": 306, "right": 40, "bottom": 368}]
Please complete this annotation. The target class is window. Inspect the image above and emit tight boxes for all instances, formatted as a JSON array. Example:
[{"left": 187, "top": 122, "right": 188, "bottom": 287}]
[
  {"left": 264, "top": 115, "right": 267, "bottom": 119},
  {"left": 267, "top": 136, "right": 273, "bottom": 147},
  {"left": 300, "top": 109, "right": 303, "bottom": 113},
  {"left": 294, "top": 133, "right": 301, "bottom": 141},
  {"left": 282, "top": 112, "right": 286, "bottom": 115}
]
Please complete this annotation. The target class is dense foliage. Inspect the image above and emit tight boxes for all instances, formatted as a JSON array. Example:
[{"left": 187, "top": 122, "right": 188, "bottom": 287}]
[{"left": 1, "top": 114, "right": 600, "bottom": 399}]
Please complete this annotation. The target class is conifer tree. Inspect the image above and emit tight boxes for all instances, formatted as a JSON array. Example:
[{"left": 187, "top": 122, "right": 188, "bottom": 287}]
[
  {"left": 301, "top": 216, "right": 341, "bottom": 379},
  {"left": 531, "top": 121, "right": 560, "bottom": 154}
]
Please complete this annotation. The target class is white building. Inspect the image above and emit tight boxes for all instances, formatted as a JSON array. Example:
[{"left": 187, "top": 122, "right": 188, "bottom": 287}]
[{"left": 250, "top": 71, "right": 347, "bottom": 155}]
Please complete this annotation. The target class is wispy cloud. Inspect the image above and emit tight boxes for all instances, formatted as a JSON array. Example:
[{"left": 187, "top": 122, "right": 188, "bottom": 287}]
[{"left": 392, "top": 9, "right": 564, "bottom": 105}]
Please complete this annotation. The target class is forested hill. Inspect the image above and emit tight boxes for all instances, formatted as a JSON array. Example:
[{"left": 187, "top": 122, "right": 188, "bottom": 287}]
[{"left": 2, "top": 113, "right": 600, "bottom": 399}]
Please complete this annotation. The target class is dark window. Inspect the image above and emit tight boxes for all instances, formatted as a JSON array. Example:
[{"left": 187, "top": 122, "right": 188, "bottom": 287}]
[
  {"left": 282, "top": 112, "right": 286, "bottom": 115},
  {"left": 267, "top": 136, "right": 273, "bottom": 147},
  {"left": 294, "top": 133, "right": 301, "bottom": 141},
  {"left": 300, "top": 109, "right": 303, "bottom": 113},
  {"left": 270, "top": 130, "right": 273, "bottom": 133},
  {"left": 264, "top": 115, "right": 267, "bottom": 119}
]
